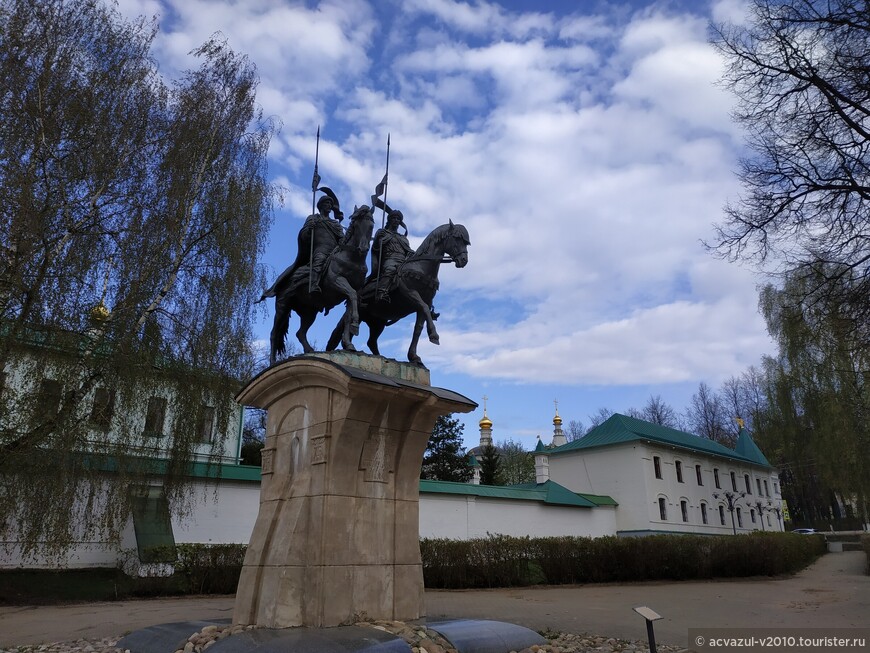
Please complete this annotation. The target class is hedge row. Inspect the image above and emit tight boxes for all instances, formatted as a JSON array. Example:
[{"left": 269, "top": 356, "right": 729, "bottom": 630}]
[{"left": 420, "top": 532, "right": 827, "bottom": 589}]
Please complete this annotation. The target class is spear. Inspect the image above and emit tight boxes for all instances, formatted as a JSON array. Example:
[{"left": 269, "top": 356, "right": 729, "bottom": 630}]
[
  {"left": 375, "top": 134, "right": 390, "bottom": 296},
  {"left": 309, "top": 126, "right": 321, "bottom": 293}
]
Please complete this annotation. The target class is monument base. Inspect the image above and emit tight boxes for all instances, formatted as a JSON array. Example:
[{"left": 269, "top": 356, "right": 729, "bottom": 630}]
[{"left": 232, "top": 353, "right": 475, "bottom": 628}]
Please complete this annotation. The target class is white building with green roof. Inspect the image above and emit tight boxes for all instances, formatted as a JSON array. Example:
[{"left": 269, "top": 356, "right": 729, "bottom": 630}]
[{"left": 539, "top": 413, "right": 783, "bottom": 536}]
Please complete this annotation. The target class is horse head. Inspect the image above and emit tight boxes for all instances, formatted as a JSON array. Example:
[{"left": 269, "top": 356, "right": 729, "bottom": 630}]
[
  {"left": 444, "top": 220, "right": 470, "bottom": 268},
  {"left": 340, "top": 204, "right": 374, "bottom": 256}
]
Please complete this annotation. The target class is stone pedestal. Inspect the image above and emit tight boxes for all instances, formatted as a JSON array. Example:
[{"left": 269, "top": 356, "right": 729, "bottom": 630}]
[{"left": 232, "top": 353, "right": 476, "bottom": 629}]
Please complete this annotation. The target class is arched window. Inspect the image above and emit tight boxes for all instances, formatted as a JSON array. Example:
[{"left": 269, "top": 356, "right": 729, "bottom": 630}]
[
  {"left": 700, "top": 502, "right": 709, "bottom": 525},
  {"left": 680, "top": 500, "right": 689, "bottom": 522},
  {"left": 736, "top": 507, "right": 743, "bottom": 528},
  {"left": 719, "top": 505, "right": 726, "bottom": 525},
  {"left": 658, "top": 497, "right": 667, "bottom": 520}
]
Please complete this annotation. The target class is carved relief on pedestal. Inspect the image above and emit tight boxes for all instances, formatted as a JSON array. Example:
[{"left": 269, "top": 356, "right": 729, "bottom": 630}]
[
  {"left": 359, "top": 426, "right": 394, "bottom": 483},
  {"left": 311, "top": 435, "right": 329, "bottom": 465},
  {"left": 261, "top": 448, "right": 275, "bottom": 475}
]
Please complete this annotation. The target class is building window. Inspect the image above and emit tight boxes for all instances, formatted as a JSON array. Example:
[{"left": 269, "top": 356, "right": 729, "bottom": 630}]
[
  {"left": 757, "top": 478, "right": 763, "bottom": 495},
  {"left": 750, "top": 509, "right": 756, "bottom": 524},
  {"left": 696, "top": 464, "right": 703, "bottom": 486},
  {"left": 37, "top": 378, "right": 63, "bottom": 418},
  {"left": 197, "top": 405, "right": 215, "bottom": 443},
  {"left": 658, "top": 497, "right": 667, "bottom": 520},
  {"left": 764, "top": 480, "right": 770, "bottom": 496},
  {"left": 653, "top": 456, "right": 662, "bottom": 479},
  {"left": 714, "top": 468, "right": 721, "bottom": 489},
  {"left": 681, "top": 500, "right": 689, "bottom": 522},
  {"left": 144, "top": 396, "right": 167, "bottom": 437},
  {"left": 744, "top": 474, "right": 752, "bottom": 494},
  {"left": 736, "top": 507, "right": 743, "bottom": 528},
  {"left": 701, "top": 502, "right": 708, "bottom": 525},
  {"left": 719, "top": 505, "right": 726, "bottom": 526},
  {"left": 730, "top": 471, "right": 737, "bottom": 492},
  {"left": 774, "top": 481, "right": 779, "bottom": 495},
  {"left": 89, "top": 387, "right": 115, "bottom": 429},
  {"left": 675, "top": 460, "right": 684, "bottom": 483},
  {"left": 767, "top": 514, "right": 772, "bottom": 527}
]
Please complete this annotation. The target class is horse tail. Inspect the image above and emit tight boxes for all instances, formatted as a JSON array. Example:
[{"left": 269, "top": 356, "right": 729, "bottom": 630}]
[
  {"left": 272, "top": 297, "right": 292, "bottom": 359},
  {"left": 325, "top": 314, "right": 344, "bottom": 351}
]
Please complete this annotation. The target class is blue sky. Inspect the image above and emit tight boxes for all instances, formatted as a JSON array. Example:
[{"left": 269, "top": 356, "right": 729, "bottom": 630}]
[{"left": 117, "top": 0, "right": 772, "bottom": 450}]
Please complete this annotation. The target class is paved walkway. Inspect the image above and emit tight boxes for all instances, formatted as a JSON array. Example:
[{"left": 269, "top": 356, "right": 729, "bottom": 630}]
[{"left": 1, "top": 552, "right": 867, "bottom": 649}]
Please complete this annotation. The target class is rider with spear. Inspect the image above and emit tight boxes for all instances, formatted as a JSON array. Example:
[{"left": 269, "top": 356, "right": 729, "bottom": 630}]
[
  {"left": 259, "top": 128, "right": 344, "bottom": 302},
  {"left": 368, "top": 136, "right": 414, "bottom": 304}
]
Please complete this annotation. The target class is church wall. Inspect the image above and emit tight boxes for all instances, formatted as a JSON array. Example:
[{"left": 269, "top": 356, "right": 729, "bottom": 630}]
[
  {"left": 1, "top": 478, "right": 260, "bottom": 569},
  {"left": 4, "top": 478, "right": 620, "bottom": 569},
  {"left": 419, "top": 493, "right": 616, "bottom": 540},
  {"left": 548, "top": 444, "right": 648, "bottom": 532}
]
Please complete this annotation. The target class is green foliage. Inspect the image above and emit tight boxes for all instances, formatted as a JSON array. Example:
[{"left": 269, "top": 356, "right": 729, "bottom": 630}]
[
  {"left": 753, "top": 270, "right": 870, "bottom": 525},
  {"left": 421, "top": 415, "right": 472, "bottom": 483},
  {"left": 240, "top": 440, "right": 264, "bottom": 466},
  {"left": 710, "top": 0, "right": 870, "bottom": 527},
  {"left": 420, "top": 532, "right": 826, "bottom": 589},
  {"left": 0, "top": 0, "right": 275, "bottom": 559},
  {"left": 497, "top": 438, "right": 534, "bottom": 485},
  {"left": 173, "top": 543, "right": 246, "bottom": 594},
  {"left": 478, "top": 444, "right": 502, "bottom": 485}
]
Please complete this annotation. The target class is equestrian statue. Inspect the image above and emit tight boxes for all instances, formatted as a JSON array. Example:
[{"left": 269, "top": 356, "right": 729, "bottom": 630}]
[
  {"left": 260, "top": 188, "right": 374, "bottom": 364},
  {"left": 326, "top": 212, "right": 470, "bottom": 367},
  {"left": 260, "top": 131, "right": 470, "bottom": 367}
]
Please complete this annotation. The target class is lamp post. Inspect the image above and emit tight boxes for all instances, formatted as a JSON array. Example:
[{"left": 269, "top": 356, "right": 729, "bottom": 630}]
[
  {"left": 749, "top": 500, "right": 774, "bottom": 531},
  {"left": 713, "top": 490, "right": 747, "bottom": 535},
  {"left": 773, "top": 506, "right": 784, "bottom": 532}
]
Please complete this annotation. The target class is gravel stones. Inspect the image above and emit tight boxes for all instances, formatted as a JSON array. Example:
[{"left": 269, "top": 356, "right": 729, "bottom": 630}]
[{"left": 0, "top": 622, "right": 687, "bottom": 653}]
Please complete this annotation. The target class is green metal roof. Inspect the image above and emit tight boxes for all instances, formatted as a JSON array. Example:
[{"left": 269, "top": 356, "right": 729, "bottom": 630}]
[
  {"left": 734, "top": 427, "right": 771, "bottom": 467},
  {"left": 534, "top": 438, "right": 547, "bottom": 453},
  {"left": 550, "top": 413, "right": 772, "bottom": 468},
  {"left": 419, "top": 479, "right": 616, "bottom": 508}
]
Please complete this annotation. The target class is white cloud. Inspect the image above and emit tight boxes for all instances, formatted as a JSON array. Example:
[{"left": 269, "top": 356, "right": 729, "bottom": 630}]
[{"left": 116, "top": 0, "right": 773, "bottom": 393}]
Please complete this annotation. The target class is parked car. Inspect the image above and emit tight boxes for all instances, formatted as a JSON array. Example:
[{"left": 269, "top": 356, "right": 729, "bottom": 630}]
[{"left": 792, "top": 528, "right": 816, "bottom": 534}]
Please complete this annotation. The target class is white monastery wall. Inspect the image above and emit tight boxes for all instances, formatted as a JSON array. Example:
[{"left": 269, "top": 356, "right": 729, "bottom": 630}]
[{"left": 419, "top": 493, "right": 616, "bottom": 540}]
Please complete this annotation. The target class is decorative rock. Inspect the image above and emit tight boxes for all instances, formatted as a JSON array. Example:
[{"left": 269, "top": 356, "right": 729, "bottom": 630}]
[{"left": 1, "top": 621, "right": 689, "bottom": 653}]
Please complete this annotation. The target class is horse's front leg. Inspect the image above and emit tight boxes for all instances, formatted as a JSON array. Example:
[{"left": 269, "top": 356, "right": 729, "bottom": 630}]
[
  {"left": 401, "top": 283, "right": 439, "bottom": 345},
  {"left": 408, "top": 313, "right": 426, "bottom": 366},
  {"left": 331, "top": 276, "right": 359, "bottom": 350}
]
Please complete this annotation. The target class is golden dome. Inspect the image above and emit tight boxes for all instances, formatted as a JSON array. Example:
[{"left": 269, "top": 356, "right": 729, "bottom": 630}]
[
  {"left": 479, "top": 412, "right": 492, "bottom": 429},
  {"left": 90, "top": 300, "right": 110, "bottom": 322},
  {"left": 553, "top": 413, "right": 562, "bottom": 426}
]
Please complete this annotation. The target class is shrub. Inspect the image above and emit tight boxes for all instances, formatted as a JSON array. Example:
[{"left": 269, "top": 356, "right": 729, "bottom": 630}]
[
  {"left": 174, "top": 543, "right": 247, "bottom": 594},
  {"left": 420, "top": 532, "right": 826, "bottom": 589}
]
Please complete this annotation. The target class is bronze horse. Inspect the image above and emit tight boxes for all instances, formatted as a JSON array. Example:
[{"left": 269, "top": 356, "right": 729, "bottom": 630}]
[
  {"left": 268, "top": 205, "right": 374, "bottom": 363},
  {"left": 326, "top": 221, "right": 470, "bottom": 366}
]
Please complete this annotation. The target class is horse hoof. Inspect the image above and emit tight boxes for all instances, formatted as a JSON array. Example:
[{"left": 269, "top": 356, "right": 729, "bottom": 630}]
[
  {"left": 343, "top": 343, "right": 357, "bottom": 352},
  {"left": 429, "top": 334, "right": 440, "bottom": 345}
]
